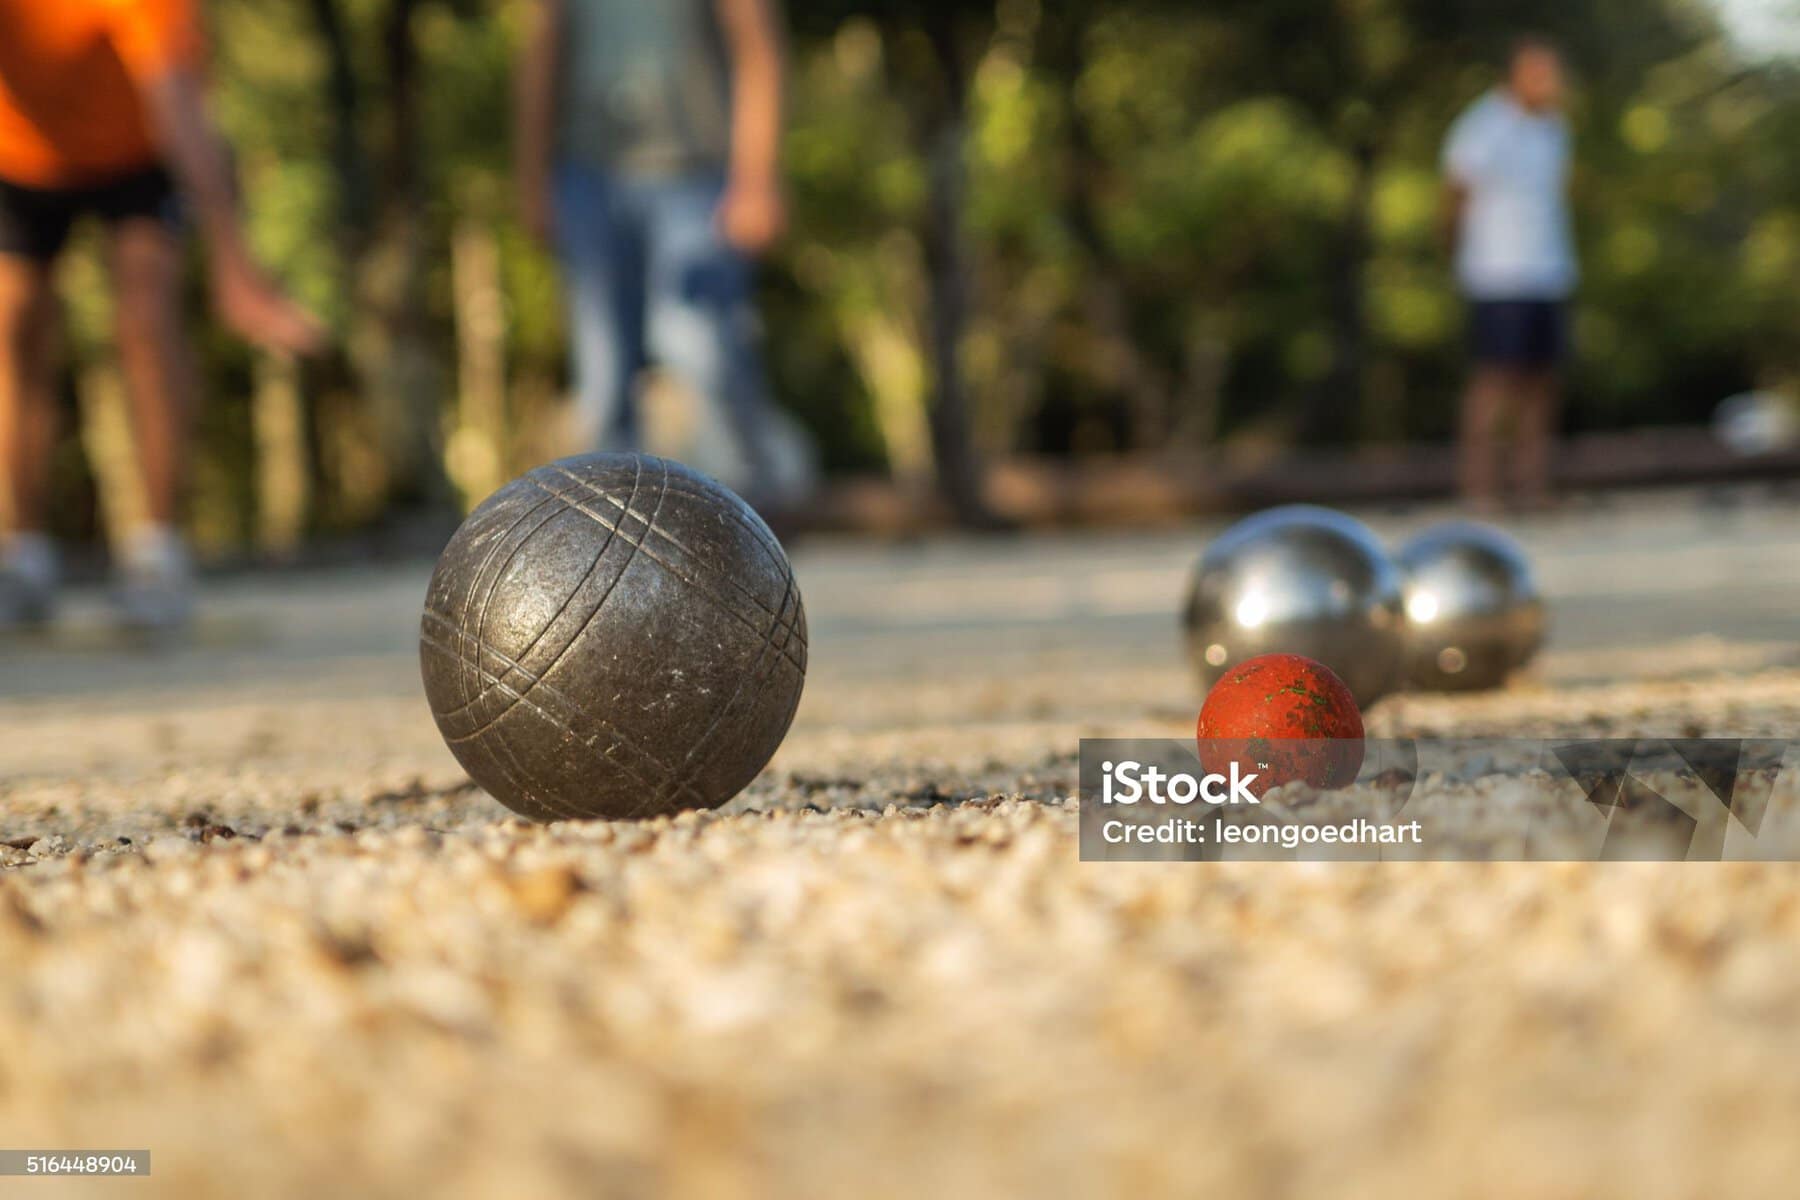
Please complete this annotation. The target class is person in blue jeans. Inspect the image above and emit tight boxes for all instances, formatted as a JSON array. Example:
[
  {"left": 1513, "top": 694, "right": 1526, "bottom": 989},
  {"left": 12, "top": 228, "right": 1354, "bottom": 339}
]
[{"left": 514, "top": 0, "right": 789, "bottom": 508}]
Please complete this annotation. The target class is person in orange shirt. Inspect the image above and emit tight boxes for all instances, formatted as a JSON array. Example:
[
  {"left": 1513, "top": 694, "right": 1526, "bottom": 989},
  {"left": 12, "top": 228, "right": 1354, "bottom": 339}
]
[{"left": 0, "top": 0, "right": 320, "bottom": 632}]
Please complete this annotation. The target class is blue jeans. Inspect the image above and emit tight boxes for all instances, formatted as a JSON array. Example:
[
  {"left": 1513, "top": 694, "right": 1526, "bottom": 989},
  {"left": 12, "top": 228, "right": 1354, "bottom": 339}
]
[{"left": 554, "top": 163, "right": 775, "bottom": 494}]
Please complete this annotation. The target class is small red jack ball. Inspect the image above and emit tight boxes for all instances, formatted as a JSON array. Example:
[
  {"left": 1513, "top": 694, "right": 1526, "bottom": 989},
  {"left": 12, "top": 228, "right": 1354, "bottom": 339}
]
[{"left": 1196, "top": 653, "right": 1365, "bottom": 797}]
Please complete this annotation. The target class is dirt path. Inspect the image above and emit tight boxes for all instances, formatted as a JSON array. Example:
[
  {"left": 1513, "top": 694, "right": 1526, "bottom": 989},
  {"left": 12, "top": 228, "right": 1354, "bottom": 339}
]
[{"left": 2, "top": 488, "right": 1799, "bottom": 1197}]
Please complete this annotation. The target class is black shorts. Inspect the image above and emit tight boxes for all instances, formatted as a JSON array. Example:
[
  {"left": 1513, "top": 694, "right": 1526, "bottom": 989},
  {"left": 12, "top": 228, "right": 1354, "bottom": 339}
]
[
  {"left": 1468, "top": 299, "right": 1569, "bottom": 369},
  {"left": 0, "top": 165, "right": 182, "bottom": 262}
]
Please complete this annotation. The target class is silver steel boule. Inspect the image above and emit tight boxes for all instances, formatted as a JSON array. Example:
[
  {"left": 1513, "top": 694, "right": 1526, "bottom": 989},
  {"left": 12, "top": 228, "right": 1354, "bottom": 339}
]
[
  {"left": 1396, "top": 521, "right": 1544, "bottom": 692},
  {"left": 1182, "top": 505, "right": 1404, "bottom": 707}
]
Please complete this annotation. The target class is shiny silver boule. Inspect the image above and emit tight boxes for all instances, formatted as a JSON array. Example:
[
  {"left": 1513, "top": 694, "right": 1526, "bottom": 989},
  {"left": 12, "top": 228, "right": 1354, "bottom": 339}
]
[
  {"left": 1396, "top": 521, "right": 1544, "bottom": 692},
  {"left": 1182, "top": 505, "right": 1405, "bottom": 707}
]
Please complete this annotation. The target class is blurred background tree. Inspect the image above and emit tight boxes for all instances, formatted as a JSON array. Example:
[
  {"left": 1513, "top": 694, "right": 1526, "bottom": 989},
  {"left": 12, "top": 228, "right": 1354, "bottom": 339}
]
[{"left": 42, "top": 0, "right": 1800, "bottom": 550}]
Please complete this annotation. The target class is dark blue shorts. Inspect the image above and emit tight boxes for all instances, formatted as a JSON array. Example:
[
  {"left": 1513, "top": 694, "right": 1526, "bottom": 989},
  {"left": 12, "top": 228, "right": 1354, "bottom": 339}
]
[{"left": 1468, "top": 299, "right": 1568, "bottom": 369}]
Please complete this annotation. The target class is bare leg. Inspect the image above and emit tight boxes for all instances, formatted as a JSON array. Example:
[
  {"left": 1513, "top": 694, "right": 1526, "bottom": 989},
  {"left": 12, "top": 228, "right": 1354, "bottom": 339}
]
[
  {"left": 106, "top": 220, "right": 199, "bottom": 631},
  {"left": 0, "top": 255, "right": 60, "bottom": 534},
  {"left": 1510, "top": 368, "right": 1559, "bottom": 509},
  {"left": 1458, "top": 366, "right": 1511, "bottom": 513},
  {"left": 108, "top": 219, "right": 196, "bottom": 528}
]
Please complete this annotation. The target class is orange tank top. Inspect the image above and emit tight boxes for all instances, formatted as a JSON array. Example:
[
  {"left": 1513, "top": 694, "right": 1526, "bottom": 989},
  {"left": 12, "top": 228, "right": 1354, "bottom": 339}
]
[{"left": 0, "top": 0, "right": 201, "bottom": 188}]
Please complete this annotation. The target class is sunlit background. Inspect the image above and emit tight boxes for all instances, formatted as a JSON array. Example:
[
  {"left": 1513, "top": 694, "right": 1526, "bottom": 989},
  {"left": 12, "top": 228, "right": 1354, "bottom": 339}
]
[{"left": 31, "top": 0, "right": 1800, "bottom": 554}]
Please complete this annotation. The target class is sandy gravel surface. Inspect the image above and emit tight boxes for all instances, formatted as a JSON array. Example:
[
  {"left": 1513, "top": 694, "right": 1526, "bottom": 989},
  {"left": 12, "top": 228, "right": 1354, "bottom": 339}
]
[{"left": 4, "top": 491, "right": 1800, "bottom": 1198}]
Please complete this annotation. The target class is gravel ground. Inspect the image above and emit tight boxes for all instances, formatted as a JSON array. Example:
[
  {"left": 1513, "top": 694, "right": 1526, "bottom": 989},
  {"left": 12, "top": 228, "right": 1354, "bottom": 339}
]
[{"left": 4, "top": 489, "right": 1800, "bottom": 1198}]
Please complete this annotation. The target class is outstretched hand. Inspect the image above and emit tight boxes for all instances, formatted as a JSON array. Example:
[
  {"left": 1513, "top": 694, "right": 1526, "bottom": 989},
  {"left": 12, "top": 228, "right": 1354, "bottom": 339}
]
[{"left": 212, "top": 257, "right": 326, "bottom": 357}]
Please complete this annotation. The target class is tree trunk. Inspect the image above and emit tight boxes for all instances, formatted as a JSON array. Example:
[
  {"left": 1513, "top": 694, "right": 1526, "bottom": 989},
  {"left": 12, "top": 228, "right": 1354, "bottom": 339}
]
[
  {"left": 302, "top": 0, "right": 368, "bottom": 533},
  {"left": 305, "top": 0, "right": 370, "bottom": 241},
  {"left": 450, "top": 216, "right": 509, "bottom": 506},
  {"left": 356, "top": 0, "right": 450, "bottom": 512},
  {"left": 1311, "top": 140, "right": 1375, "bottom": 445},
  {"left": 918, "top": 13, "right": 994, "bottom": 526},
  {"left": 252, "top": 355, "right": 310, "bottom": 558}
]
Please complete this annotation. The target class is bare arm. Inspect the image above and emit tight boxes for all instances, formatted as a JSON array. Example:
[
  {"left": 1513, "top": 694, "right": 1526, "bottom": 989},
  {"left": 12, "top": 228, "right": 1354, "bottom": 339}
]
[
  {"left": 142, "top": 70, "right": 322, "bottom": 354},
  {"left": 515, "top": 0, "right": 564, "bottom": 243},
  {"left": 715, "top": 0, "right": 787, "bottom": 253}
]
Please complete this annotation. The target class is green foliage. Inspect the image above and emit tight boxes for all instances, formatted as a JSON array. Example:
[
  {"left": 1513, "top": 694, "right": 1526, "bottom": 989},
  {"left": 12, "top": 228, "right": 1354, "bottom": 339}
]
[{"left": 42, "top": 0, "right": 1800, "bottom": 546}]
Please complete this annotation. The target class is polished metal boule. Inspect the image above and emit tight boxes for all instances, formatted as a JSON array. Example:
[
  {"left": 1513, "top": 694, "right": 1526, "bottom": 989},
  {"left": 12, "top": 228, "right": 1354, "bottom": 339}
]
[
  {"left": 420, "top": 453, "right": 807, "bottom": 821},
  {"left": 1396, "top": 521, "right": 1544, "bottom": 692},
  {"left": 1181, "top": 505, "right": 1405, "bottom": 707}
]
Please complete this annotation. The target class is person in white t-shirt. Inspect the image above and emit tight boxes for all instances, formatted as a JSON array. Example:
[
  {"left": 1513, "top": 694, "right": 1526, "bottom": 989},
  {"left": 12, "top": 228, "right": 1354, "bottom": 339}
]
[{"left": 1441, "top": 37, "right": 1576, "bottom": 511}]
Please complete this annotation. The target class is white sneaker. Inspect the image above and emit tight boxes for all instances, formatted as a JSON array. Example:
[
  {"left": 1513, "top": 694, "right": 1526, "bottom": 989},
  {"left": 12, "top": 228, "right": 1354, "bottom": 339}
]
[
  {"left": 113, "top": 526, "right": 195, "bottom": 633},
  {"left": 0, "top": 533, "right": 57, "bottom": 632}
]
